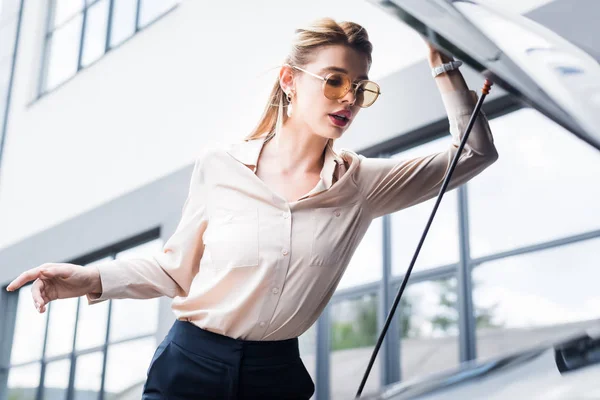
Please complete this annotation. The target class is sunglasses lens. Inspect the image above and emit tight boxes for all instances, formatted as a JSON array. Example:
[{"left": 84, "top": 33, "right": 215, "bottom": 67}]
[
  {"left": 324, "top": 73, "right": 351, "bottom": 99},
  {"left": 356, "top": 81, "right": 380, "bottom": 107}
]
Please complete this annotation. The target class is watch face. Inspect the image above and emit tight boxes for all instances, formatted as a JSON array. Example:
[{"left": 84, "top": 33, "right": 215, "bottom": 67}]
[{"left": 371, "top": 0, "right": 600, "bottom": 152}]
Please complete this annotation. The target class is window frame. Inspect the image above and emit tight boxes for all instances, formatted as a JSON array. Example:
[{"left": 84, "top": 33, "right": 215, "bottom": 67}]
[
  {"left": 37, "top": 0, "right": 180, "bottom": 97},
  {"left": 1, "top": 234, "right": 163, "bottom": 400}
]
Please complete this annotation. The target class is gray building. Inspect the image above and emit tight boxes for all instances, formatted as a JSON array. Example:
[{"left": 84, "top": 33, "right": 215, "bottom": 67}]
[{"left": 0, "top": 1, "right": 599, "bottom": 399}]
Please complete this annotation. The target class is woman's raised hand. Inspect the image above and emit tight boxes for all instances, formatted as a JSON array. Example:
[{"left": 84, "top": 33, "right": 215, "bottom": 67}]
[{"left": 5, "top": 263, "right": 102, "bottom": 313}]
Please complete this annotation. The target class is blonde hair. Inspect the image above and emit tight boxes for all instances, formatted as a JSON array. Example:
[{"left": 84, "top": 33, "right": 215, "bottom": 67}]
[{"left": 244, "top": 17, "right": 373, "bottom": 142}]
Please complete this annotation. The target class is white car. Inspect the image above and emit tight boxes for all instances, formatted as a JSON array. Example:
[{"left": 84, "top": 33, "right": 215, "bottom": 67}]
[{"left": 358, "top": 1, "right": 600, "bottom": 398}]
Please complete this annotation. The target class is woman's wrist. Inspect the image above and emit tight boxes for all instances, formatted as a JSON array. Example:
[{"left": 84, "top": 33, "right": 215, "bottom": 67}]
[
  {"left": 427, "top": 51, "right": 454, "bottom": 69},
  {"left": 88, "top": 266, "right": 103, "bottom": 295}
]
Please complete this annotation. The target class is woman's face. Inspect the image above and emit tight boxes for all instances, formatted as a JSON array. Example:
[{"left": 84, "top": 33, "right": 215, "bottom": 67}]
[{"left": 283, "top": 45, "right": 370, "bottom": 140}]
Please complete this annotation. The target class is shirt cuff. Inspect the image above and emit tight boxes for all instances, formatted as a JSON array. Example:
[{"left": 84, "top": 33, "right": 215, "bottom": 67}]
[
  {"left": 440, "top": 89, "right": 480, "bottom": 117},
  {"left": 85, "top": 260, "right": 125, "bottom": 305}
]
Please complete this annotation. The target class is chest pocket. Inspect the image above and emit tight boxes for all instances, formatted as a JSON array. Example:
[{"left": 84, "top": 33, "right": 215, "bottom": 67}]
[
  {"left": 205, "top": 207, "right": 259, "bottom": 268},
  {"left": 309, "top": 203, "right": 357, "bottom": 267}
]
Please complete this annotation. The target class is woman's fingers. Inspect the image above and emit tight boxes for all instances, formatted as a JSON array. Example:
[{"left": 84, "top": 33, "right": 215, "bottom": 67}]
[
  {"left": 6, "top": 266, "right": 44, "bottom": 292},
  {"left": 6, "top": 263, "right": 72, "bottom": 293},
  {"left": 31, "top": 278, "right": 47, "bottom": 313},
  {"left": 39, "top": 264, "right": 72, "bottom": 279}
]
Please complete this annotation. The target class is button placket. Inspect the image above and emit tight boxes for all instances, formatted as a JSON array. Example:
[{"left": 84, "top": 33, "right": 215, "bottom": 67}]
[{"left": 253, "top": 207, "right": 292, "bottom": 339}]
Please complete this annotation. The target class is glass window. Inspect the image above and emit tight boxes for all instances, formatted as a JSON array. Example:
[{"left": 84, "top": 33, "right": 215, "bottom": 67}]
[
  {"left": 138, "top": 0, "right": 178, "bottom": 28},
  {"left": 45, "top": 297, "right": 78, "bottom": 358},
  {"left": 73, "top": 351, "right": 104, "bottom": 400},
  {"left": 0, "top": 62, "right": 10, "bottom": 93},
  {"left": 298, "top": 323, "right": 317, "bottom": 393},
  {"left": 45, "top": 14, "right": 83, "bottom": 91},
  {"left": 391, "top": 137, "right": 460, "bottom": 274},
  {"left": 0, "top": 61, "right": 9, "bottom": 129},
  {"left": 0, "top": 0, "right": 21, "bottom": 25},
  {"left": 0, "top": 18, "right": 17, "bottom": 63},
  {"left": 109, "top": 239, "right": 162, "bottom": 341},
  {"left": 104, "top": 337, "right": 156, "bottom": 399},
  {"left": 41, "top": 0, "right": 179, "bottom": 94},
  {"left": 5, "top": 238, "right": 162, "bottom": 399},
  {"left": 468, "top": 109, "right": 600, "bottom": 258},
  {"left": 75, "top": 257, "right": 112, "bottom": 350},
  {"left": 0, "top": 0, "right": 20, "bottom": 152},
  {"left": 7, "top": 363, "right": 41, "bottom": 400},
  {"left": 397, "top": 278, "right": 459, "bottom": 381},
  {"left": 336, "top": 216, "right": 383, "bottom": 290},
  {"left": 0, "top": 91, "right": 6, "bottom": 126},
  {"left": 330, "top": 294, "right": 379, "bottom": 399},
  {"left": 473, "top": 237, "right": 600, "bottom": 362},
  {"left": 109, "top": 297, "right": 159, "bottom": 341},
  {"left": 51, "top": 0, "right": 84, "bottom": 28},
  {"left": 81, "top": 0, "right": 109, "bottom": 67},
  {"left": 109, "top": 0, "right": 137, "bottom": 47},
  {"left": 43, "top": 358, "right": 71, "bottom": 400},
  {"left": 10, "top": 285, "right": 47, "bottom": 364}
]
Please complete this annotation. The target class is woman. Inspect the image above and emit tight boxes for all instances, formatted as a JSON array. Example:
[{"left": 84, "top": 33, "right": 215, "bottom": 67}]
[{"left": 6, "top": 17, "right": 497, "bottom": 400}]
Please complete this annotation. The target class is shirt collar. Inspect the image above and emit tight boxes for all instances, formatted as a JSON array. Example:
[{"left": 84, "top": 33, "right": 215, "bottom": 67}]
[{"left": 226, "top": 134, "right": 345, "bottom": 195}]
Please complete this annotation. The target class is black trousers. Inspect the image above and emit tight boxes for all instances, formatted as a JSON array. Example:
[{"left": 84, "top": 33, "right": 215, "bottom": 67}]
[{"left": 142, "top": 320, "right": 315, "bottom": 399}]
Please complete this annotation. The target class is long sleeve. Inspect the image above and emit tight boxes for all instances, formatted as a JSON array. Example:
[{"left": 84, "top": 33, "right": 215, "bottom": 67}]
[
  {"left": 354, "top": 89, "right": 499, "bottom": 220},
  {"left": 86, "top": 153, "right": 209, "bottom": 305}
]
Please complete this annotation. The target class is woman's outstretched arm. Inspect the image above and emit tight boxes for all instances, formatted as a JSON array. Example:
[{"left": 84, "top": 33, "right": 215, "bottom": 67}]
[
  {"left": 353, "top": 43, "right": 498, "bottom": 220},
  {"left": 86, "top": 153, "right": 209, "bottom": 304},
  {"left": 6, "top": 150, "right": 210, "bottom": 312}
]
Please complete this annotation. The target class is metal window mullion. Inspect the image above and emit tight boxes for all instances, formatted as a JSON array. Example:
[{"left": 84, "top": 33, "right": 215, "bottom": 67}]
[
  {"left": 315, "top": 303, "right": 331, "bottom": 400},
  {"left": 0, "top": 0, "right": 24, "bottom": 181},
  {"left": 457, "top": 185, "right": 476, "bottom": 362},
  {"left": 134, "top": 0, "right": 142, "bottom": 31},
  {"left": 98, "top": 299, "right": 111, "bottom": 400},
  {"left": 380, "top": 212, "right": 400, "bottom": 386},
  {"left": 105, "top": 0, "right": 115, "bottom": 52},
  {"left": 76, "top": 7, "right": 87, "bottom": 71},
  {"left": 332, "top": 265, "right": 457, "bottom": 304},
  {"left": 38, "top": 0, "right": 55, "bottom": 96},
  {"left": 66, "top": 297, "right": 82, "bottom": 400},
  {"left": 37, "top": 301, "right": 52, "bottom": 400},
  {"left": 0, "top": 289, "right": 19, "bottom": 399},
  {"left": 389, "top": 263, "right": 457, "bottom": 287},
  {"left": 99, "top": 252, "right": 116, "bottom": 400},
  {"left": 48, "top": 8, "right": 86, "bottom": 32},
  {"left": 471, "top": 228, "right": 600, "bottom": 268},
  {"left": 330, "top": 281, "right": 379, "bottom": 303}
]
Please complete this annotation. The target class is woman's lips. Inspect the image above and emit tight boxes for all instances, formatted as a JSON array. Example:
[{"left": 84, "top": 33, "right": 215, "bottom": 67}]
[{"left": 329, "top": 114, "right": 349, "bottom": 127}]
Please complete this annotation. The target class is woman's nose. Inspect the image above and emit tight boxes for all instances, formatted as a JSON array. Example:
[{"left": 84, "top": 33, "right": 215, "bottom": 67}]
[{"left": 340, "top": 87, "right": 356, "bottom": 106}]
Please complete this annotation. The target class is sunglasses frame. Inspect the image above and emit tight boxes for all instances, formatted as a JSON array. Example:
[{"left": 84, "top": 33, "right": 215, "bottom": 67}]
[{"left": 284, "top": 64, "right": 381, "bottom": 108}]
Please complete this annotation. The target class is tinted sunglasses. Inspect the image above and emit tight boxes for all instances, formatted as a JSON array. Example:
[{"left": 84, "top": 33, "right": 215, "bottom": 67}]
[{"left": 285, "top": 64, "right": 381, "bottom": 108}]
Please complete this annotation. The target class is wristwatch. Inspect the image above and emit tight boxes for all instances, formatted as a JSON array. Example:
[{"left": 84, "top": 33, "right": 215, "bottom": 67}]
[{"left": 431, "top": 60, "right": 463, "bottom": 78}]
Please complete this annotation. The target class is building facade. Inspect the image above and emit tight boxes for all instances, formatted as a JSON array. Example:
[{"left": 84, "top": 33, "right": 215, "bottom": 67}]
[{"left": 0, "top": 0, "right": 599, "bottom": 399}]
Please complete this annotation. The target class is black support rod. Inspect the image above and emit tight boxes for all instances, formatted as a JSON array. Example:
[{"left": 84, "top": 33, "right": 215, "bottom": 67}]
[{"left": 356, "top": 79, "right": 494, "bottom": 398}]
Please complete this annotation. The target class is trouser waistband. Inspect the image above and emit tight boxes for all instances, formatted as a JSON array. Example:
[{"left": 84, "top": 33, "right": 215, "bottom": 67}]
[{"left": 166, "top": 320, "right": 300, "bottom": 366}]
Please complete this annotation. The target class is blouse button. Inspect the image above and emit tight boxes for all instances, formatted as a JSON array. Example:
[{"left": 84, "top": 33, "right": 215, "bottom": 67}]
[
  {"left": 334, "top": 210, "right": 341, "bottom": 217},
  {"left": 282, "top": 249, "right": 289, "bottom": 256},
  {"left": 259, "top": 321, "right": 266, "bottom": 327},
  {"left": 282, "top": 211, "right": 289, "bottom": 219},
  {"left": 272, "top": 287, "right": 280, "bottom": 294}
]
